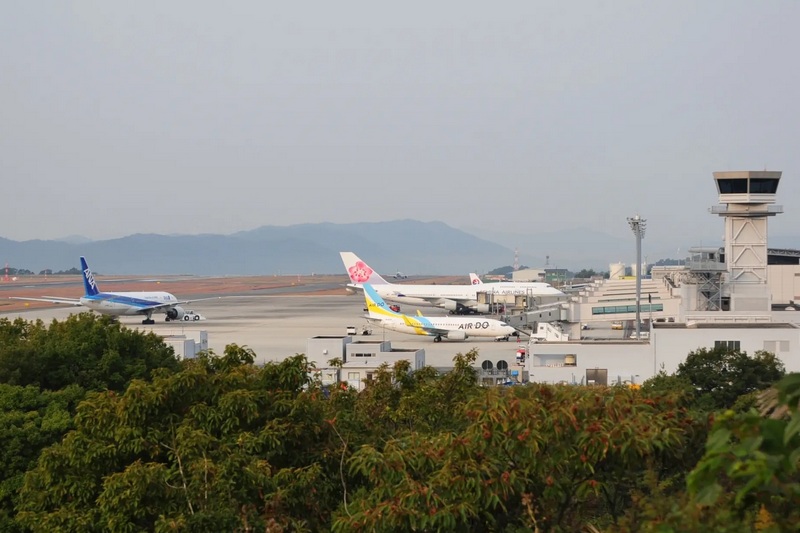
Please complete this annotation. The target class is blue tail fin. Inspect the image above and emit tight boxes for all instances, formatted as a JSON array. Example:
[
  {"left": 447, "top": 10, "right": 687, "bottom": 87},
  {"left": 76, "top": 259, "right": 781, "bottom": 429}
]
[{"left": 80, "top": 257, "right": 100, "bottom": 296}]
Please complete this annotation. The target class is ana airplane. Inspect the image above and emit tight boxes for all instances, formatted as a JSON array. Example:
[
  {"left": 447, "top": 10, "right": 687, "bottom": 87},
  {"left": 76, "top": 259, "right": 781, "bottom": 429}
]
[
  {"left": 10, "top": 257, "right": 215, "bottom": 324},
  {"left": 363, "top": 283, "right": 518, "bottom": 342},
  {"left": 341, "top": 252, "right": 565, "bottom": 315}
]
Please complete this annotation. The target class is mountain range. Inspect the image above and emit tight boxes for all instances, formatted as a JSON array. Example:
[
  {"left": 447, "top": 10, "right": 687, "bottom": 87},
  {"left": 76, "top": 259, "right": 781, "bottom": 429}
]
[{"left": 2, "top": 220, "right": 798, "bottom": 276}]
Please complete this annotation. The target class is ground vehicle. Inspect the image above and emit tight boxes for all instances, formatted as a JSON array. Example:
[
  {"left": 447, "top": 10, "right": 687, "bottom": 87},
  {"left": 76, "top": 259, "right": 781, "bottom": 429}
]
[
  {"left": 611, "top": 321, "right": 623, "bottom": 330},
  {"left": 347, "top": 325, "right": 373, "bottom": 335},
  {"left": 184, "top": 311, "right": 203, "bottom": 321},
  {"left": 167, "top": 310, "right": 203, "bottom": 322}
]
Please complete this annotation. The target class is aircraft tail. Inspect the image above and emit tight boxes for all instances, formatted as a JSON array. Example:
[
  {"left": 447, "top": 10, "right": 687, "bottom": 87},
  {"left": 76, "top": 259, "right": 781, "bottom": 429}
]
[
  {"left": 363, "top": 284, "right": 401, "bottom": 319},
  {"left": 469, "top": 273, "right": 482, "bottom": 285},
  {"left": 340, "top": 252, "right": 390, "bottom": 285},
  {"left": 79, "top": 257, "right": 100, "bottom": 296}
]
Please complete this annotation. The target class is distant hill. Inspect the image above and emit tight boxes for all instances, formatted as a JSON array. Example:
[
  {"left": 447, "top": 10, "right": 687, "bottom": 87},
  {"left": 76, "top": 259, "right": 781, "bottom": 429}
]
[
  {"left": 459, "top": 225, "right": 634, "bottom": 271},
  {"left": 0, "top": 221, "right": 514, "bottom": 276},
  {"left": 54, "top": 234, "right": 93, "bottom": 245},
  {"left": 6, "top": 220, "right": 778, "bottom": 276}
]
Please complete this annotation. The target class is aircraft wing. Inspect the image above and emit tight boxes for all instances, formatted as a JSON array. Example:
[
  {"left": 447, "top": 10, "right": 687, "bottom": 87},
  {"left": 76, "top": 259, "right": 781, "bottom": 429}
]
[
  {"left": 9, "top": 296, "right": 83, "bottom": 306},
  {"left": 400, "top": 314, "right": 449, "bottom": 336},
  {"left": 135, "top": 296, "right": 223, "bottom": 312}
]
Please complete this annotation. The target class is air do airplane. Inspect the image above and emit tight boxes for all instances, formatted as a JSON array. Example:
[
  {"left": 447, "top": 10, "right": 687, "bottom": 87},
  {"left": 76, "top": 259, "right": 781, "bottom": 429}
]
[
  {"left": 362, "top": 283, "right": 519, "bottom": 342},
  {"left": 11, "top": 257, "right": 216, "bottom": 324}
]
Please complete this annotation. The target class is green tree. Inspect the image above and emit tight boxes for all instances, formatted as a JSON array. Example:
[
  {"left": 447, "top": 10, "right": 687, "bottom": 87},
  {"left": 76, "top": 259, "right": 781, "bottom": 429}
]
[
  {"left": 334, "top": 384, "right": 703, "bottom": 532},
  {"left": 16, "top": 350, "right": 339, "bottom": 532},
  {"left": 675, "top": 347, "right": 785, "bottom": 411},
  {"left": 0, "top": 314, "right": 180, "bottom": 391},
  {"left": 688, "top": 373, "right": 800, "bottom": 531},
  {"left": 629, "top": 373, "right": 800, "bottom": 532},
  {"left": 0, "top": 384, "right": 84, "bottom": 532},
  {"left": 349, "top": 349, "right": 480, "bottom": 439}
]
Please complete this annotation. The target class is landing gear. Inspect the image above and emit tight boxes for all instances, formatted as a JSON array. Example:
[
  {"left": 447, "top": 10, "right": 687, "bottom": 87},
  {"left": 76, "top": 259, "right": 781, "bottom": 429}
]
[
  {"left": 433, "top": 335, "right": 442, "bottom": 343},
  {"left": 142, "top": 315, "right": 155, "bottom": 325}
]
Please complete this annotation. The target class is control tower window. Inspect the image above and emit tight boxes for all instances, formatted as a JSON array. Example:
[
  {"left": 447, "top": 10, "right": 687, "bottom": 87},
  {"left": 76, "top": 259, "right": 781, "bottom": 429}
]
[
  {"left": 717, "top": 179, "right": 748, "bottom": 194},
  {"left": 749, "top": 178, "right": 779, "bottom": 194}
]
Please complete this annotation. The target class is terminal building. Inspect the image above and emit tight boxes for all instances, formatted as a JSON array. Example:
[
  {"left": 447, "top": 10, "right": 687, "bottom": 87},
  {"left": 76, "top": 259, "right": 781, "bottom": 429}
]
[
  {"left": 300, "top": 170, "right": 800, "bottom": 388},
  {"left": 514, "top": 170, "right": 800, "bottom": 385},
  {"left": 306, "top": 336, "right": 426, "bottom": 390}
]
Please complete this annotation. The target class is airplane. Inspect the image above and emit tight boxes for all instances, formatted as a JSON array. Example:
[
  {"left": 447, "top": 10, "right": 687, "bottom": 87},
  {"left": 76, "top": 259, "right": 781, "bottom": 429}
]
[
  {"left": 9, "top": 257, "right": 216, "bottom": 325},
  {"left": 469, "top": 273, "right": 482, "bottom": 285},
  {"left": 341, "top": 252, "right": 565, "bottom": 315},
  {"left": 362, "top": 283, "right": 518, "bottom": 342},
  {"left": 393, "top": 271, "right": 408, "bottom": 280}
]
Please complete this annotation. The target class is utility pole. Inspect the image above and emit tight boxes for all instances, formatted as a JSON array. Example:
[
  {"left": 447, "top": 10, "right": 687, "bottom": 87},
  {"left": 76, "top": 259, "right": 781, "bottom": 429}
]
[{"left": 627, "top": 215, "right": 647, "bottom": 340}]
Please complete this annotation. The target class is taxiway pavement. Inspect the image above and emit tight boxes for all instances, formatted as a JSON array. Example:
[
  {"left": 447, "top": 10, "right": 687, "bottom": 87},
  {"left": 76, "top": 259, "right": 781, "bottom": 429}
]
[{"left": 0, "top": 293, "right": 527, "bottom": 370}]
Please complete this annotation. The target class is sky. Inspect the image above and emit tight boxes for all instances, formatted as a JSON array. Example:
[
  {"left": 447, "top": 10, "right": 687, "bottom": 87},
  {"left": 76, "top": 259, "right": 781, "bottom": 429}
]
[{"left": 2, "top": 1, "right": 800, "bottom": 257}]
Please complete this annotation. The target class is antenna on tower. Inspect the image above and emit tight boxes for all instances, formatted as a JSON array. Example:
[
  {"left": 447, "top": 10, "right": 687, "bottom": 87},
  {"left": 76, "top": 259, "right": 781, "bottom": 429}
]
[{"left": 513, "top": 248, "right": 519, "bottom": 271}]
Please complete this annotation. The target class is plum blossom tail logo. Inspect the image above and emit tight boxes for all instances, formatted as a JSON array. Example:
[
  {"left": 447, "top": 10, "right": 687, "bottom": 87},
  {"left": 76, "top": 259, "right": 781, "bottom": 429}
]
[
  {"left": 84, "top": 268, "right": 97, "bottom": 292},
  {"left": 472, "top": 278, "right": 480, "bottom": 285},
  {"left": 348, "top": 261, "right": 373, "bottom": 283}
]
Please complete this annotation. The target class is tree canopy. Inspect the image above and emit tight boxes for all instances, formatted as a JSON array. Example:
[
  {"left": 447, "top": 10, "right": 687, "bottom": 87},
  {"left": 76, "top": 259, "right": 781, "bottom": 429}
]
[
  {"left": 0, "top": 313, "right": 180, "bottom": 391},
  {"left": 0, "top": 315, "right": 793, "bottom": 531}
]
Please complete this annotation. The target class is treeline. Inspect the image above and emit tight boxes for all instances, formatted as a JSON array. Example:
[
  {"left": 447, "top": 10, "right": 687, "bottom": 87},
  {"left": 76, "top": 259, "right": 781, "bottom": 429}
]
[
  {"left": 2, "top": 267, "right": 82, "bottom": 276},
  {"left": 0, "top": 313, "right": 797, "bottom": 531}
]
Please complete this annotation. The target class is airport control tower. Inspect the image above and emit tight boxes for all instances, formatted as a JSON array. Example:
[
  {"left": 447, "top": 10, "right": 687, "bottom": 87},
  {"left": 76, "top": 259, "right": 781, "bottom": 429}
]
[{"left": 711, "top": 170, "right": 783, "bottom": 313}]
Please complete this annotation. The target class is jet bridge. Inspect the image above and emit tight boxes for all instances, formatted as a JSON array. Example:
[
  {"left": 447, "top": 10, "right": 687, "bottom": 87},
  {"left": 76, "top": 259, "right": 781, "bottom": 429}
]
[{"left": 504, "top": 304, "right": 566, "bottom": 329}]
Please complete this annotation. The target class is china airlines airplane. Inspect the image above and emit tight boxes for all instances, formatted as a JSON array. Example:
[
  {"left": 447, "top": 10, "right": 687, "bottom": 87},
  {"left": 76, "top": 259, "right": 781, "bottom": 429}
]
[
  {"left": 341, "top": 252, "right": 564, "bottom": 315},
  {"left": 362, "top": 283, "right": 518, "bottom": 342},
  {"left": 10, "top": 257, "right": 216, "bottom": 324}
]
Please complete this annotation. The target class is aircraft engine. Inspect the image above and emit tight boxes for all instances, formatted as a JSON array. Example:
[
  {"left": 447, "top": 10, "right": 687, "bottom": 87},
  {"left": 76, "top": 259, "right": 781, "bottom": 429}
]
[
  {"left": 442, "top": 300, "right": 459, "bottom": 311},
  {"left": 166, "top": 306, "right": 185, "bottom": 321},
  {"left": 445, "top": 330, "right": 468, "bottom": 341},
  {"left": 442, "top": 300, "right": 477, "bottom": 315},
  {"left": 475, "top": 304, "right": 490, "bottom": 313}
]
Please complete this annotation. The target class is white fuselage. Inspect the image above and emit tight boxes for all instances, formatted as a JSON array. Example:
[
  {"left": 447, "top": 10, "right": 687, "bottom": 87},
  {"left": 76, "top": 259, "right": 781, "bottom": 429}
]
[
  {"left": 352, "top": 282, "right": 563, "bottom": 307},
  {"left": 370, "top": 315, "right": 517, "bottom": 339},
  {"left": 79, "top": 291, "right": 178, "bottom": 316}
]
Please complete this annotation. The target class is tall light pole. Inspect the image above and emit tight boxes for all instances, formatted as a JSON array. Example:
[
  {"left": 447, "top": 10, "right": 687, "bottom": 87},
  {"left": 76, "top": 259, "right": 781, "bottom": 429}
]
[{"left": 627, "top": 215, "right": 647, "bottom": 340}]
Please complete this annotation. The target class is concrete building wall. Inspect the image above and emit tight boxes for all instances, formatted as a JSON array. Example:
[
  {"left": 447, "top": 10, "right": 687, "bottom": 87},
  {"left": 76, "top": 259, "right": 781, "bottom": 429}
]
[
  {"left": 525, "top": 342, "right": 652, "bottom": 385},
  {"left": 512, "top": 269, "right": 545, "bottom": 282},
  {"left": 768, "top": 265, "right": 800, "bottom": 305},
  {"left": 306, "top": 335, "right": 352, "bottom": 368},
  {"left": 310, "top": 338, "right": 426, "bottom": 390},
  {"left": 525, "top": 323, "right": 800, "bottom": 384},
  {"left": 565, "top": 278, "right": 680, "bottom": 324},
  {"left": 163, "top": 331, "right": 208, "bottom": 359},
  {"left": 652, "top": 325, "right": 800, "bottom": 374}
]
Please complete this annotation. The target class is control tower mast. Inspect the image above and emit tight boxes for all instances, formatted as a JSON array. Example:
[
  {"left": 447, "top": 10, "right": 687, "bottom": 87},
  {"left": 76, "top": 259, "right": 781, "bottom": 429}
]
[{"left": 711, "top": 170, "right": 783, "bottom": 312}]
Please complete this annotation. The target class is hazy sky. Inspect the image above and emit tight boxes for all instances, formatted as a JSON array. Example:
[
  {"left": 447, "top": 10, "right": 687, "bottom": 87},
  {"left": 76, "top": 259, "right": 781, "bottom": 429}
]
[{"left": 3, "top": 1, "right": 799, "bottom": 254}]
